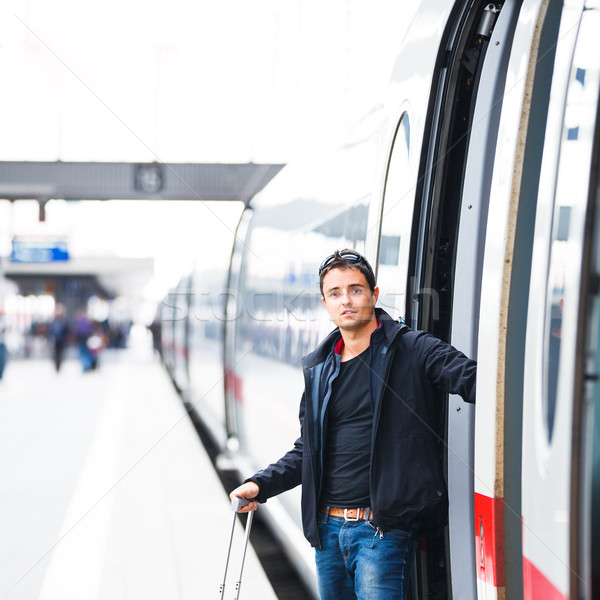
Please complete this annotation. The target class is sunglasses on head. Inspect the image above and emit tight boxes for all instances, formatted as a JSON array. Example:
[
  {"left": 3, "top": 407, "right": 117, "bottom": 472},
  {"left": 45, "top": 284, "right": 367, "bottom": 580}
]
[{"left": 318, "top": 251, "right": 365, "bottom": 275}]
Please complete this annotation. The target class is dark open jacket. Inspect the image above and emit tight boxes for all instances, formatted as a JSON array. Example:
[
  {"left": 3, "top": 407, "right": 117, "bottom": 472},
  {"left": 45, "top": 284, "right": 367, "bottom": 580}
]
[{"left": 247, "top": 308, "right": 477, "bottom": 548}]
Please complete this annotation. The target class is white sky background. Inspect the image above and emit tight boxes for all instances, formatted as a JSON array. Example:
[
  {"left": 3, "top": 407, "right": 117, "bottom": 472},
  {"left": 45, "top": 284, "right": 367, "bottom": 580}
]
[{"left": 0, "top": 0, "right": 418, "bottom": 303}]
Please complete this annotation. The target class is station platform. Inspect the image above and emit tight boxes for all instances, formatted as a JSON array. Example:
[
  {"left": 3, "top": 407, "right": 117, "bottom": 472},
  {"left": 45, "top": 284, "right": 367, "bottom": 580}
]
[{"left": 0, "top": 327, "right": 277, "bottom": 600}]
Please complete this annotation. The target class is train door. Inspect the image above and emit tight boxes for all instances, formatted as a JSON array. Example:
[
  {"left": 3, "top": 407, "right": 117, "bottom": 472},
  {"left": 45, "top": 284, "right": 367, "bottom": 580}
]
[
  {"left": 389, "top": 2, "right": 520, "bottom": 599},
  {"left": 583, "top": 142, "right": 600, "bottom": 600},
  {"left": 522, "top": 2, "right": 600, "bottom": 597},
  {"left": 579, "top": 57, "right": 600, "bottom": 599},
  {"left": 172, "top": 275, "right": 192, "bottom": 395},
  {"left": 160, "top": 286, "right": 176, "bottom": 375},
  {"left": 223, "top": 208, "right": 253, "bottom": 446},
  {"left": 472, "top": 0, "right": 592, "bottom": 597}
]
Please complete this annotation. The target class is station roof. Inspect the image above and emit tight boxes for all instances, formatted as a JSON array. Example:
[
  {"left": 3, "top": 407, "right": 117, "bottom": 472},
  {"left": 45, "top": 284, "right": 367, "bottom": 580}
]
[
  {"left": 0, "top": 161, "right": 285, "bottom": 298},
  {"left": 0, "top": 161, "right": 284, "bottom": 203}
]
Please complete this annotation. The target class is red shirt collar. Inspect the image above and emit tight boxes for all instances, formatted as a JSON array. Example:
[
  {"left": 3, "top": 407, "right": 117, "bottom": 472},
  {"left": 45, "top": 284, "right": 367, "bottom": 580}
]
[{"left": 334, "top": 318, "right": 381, "bottom": 355}]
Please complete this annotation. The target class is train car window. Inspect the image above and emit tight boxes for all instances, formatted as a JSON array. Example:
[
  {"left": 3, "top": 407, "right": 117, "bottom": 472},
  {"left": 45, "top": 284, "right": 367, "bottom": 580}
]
[
  {"left": 377, "top": 115, "right": 413, "bottom": 321},
  {"left": 541, "top": 10, "right": 594, "bottom": 445},
  {"left": 542, "top": 205, "right": 569, "bottom": 441},
  {"left": 238, "top": 200, "right": 370, "bottom": 368}
]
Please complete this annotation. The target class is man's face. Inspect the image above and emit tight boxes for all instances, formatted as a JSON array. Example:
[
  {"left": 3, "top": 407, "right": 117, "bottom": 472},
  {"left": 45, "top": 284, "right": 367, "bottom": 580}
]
[{"left": 321, "top": 267, "right": 379, "bottom": 332}]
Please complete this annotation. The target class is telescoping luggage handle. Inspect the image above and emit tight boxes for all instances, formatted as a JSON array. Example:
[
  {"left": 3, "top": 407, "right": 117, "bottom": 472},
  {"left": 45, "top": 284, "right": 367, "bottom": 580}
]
[{"left": 220, "top": 496, "right": 255, "bottom": 600}]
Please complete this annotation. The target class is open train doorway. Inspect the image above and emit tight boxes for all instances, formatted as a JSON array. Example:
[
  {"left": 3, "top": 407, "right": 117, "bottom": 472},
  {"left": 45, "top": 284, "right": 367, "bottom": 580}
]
[{"left": 374, "top": 1, "right": 520, "bottom": 597}]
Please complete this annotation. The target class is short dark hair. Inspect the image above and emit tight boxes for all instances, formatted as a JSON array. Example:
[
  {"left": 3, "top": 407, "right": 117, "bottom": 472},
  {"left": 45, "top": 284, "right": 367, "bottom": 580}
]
[{"left": 319, "top": 249, "right": 376, "bottom": 296}]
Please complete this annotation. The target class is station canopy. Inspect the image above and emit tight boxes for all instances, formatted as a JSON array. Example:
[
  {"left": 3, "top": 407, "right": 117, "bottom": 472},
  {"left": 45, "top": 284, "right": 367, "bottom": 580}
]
[
  {"left": 0, "top": 161, "right": 285, "bottom": 300},
  {"left": 0, "top": 161, "right": 284, "bottom": 206}
]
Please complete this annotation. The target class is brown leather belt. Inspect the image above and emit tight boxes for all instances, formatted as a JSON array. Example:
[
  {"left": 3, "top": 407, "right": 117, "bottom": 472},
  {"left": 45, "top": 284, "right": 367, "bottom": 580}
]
[{"left": 319, "top": 506, "right": 373, "bottom": 521}]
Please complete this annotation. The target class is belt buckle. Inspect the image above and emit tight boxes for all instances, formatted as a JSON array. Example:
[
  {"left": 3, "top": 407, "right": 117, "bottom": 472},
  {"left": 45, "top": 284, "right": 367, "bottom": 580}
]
[{"left": 344, "top": 508, "right": 360, "bottom": 522}]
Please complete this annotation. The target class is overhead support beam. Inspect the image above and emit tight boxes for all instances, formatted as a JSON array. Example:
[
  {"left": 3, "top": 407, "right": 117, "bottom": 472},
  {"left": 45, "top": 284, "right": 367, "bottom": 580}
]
[
  {"left": 0, "top": 161, "right": 285, "bottom": 204},
  {"left": 38, "top": 197, "right": 49, "bottom": 222}
]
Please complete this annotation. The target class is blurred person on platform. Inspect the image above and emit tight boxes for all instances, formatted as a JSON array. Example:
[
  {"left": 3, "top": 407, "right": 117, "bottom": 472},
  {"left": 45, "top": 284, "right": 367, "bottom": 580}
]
[
  {"left": 148, "top": 317, "right": 162, "bottom": 359},
  {"left": 75, "top": 310, "right": 94, "bottom": 372},
  {"left": 0, "top": 307, "right": 7, "bottom": 380},
  {"left": 86, "top": 322, "right": 106, "bottom": 370},
  {"left": 49, "top": 304, "right": 69, "bottom": 372}
]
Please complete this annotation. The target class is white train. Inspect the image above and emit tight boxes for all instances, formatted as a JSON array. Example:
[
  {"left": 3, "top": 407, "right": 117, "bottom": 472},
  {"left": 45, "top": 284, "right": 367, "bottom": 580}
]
[{"left": 161, "top": 0, "right": 600, "bottom": 597}]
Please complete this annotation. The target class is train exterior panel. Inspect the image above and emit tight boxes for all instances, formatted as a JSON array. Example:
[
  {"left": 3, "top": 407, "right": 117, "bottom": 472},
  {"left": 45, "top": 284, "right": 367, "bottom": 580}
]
[
  {"left": 522, "top": 3, "right": 600, "bottom": 598},
  {"left": 475, "top": 0, "right": 551, "bottom": 597}
]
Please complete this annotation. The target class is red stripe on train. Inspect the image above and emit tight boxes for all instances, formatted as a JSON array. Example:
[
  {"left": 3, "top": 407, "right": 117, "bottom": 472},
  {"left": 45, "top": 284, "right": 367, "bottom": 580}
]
[
  {"left": 523, "top": 554, "right": 568, "bottom": 600},
  {"left": 225, "top": 369, "right": 244, "bottom": 403},
  {"left": 475, "top": 494, "right": 568, "bottom": 598},
  {"left": 474, "top": 492, "right": 505, "bottom": 587}
]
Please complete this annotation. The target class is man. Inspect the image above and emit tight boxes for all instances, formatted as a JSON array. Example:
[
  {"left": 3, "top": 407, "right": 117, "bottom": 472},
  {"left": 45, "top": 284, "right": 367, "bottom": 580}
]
[
  {"left": 230, "top": 249, "right": 476, "bottom": 599},
  {"left": 49, "top": 304, "right": 69, "bottom": 372}
]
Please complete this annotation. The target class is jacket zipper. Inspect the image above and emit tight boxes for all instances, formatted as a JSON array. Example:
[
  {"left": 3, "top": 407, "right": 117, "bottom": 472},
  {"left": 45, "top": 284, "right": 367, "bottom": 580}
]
[
  {"left": 318, "top": 354, "right": 340, "bottom": 497},
  {"left": 368, "top": 335, "right": 399, "bottom": 520}
]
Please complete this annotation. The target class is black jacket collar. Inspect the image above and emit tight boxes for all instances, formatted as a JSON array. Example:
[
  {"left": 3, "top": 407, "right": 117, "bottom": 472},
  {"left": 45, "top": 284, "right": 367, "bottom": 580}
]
[{"left": 302, "top": 308, "right": 407, "bottom": 369}]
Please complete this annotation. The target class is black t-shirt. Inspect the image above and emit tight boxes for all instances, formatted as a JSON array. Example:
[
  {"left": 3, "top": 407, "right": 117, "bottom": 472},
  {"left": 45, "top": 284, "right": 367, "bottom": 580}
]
[{"left": 320, "top": 347, "right": 373, "bottom": 507}]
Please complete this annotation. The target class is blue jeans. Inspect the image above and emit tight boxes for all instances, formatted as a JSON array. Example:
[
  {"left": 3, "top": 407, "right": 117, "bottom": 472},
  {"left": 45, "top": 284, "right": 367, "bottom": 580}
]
[{"left": 315, "top": 512, "right": 416, "bottom": 600}]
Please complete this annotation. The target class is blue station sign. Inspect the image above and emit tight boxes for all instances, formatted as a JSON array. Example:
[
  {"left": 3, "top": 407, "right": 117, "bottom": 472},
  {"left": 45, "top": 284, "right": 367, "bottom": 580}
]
[{"left": 11, "top": 239, "right": 70, "bottom": 263}]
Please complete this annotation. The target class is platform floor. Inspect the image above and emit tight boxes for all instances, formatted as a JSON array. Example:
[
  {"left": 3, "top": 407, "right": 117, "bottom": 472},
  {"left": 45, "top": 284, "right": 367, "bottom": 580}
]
[{"left": 0, "top": 327, "right": 277, "bottom": 600}]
